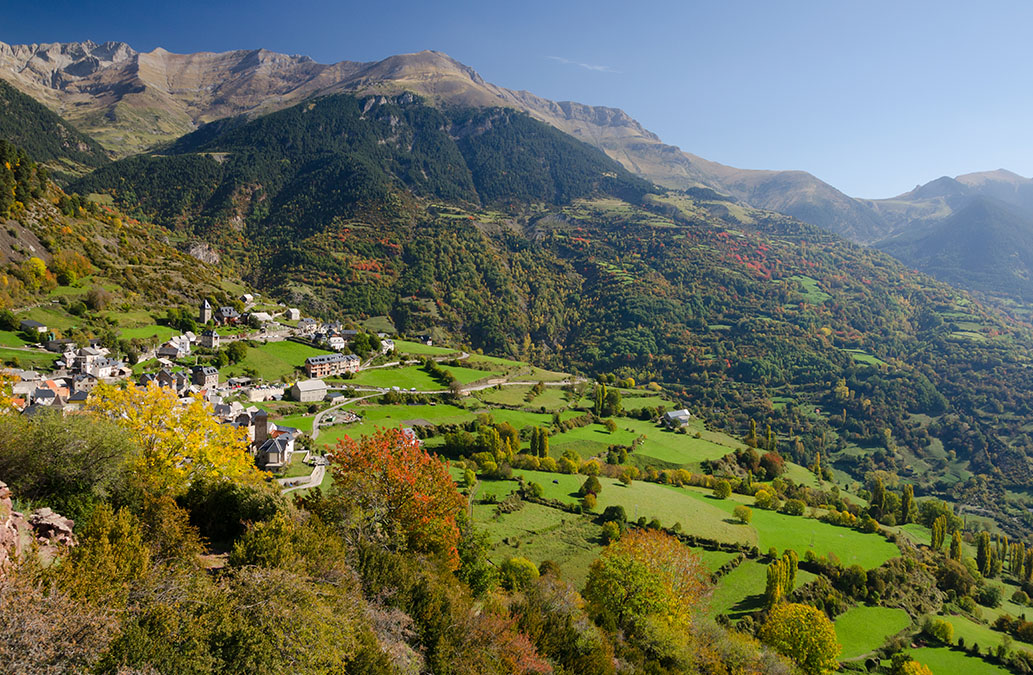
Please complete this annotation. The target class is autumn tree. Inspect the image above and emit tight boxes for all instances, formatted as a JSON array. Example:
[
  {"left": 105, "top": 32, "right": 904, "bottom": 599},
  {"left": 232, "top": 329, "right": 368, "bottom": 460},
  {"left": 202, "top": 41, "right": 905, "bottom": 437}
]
[
  {"left": 86, "top": 383, "right": 264, "bottom": 497},
  {"left": 326, "top": 427, "right": 467, "bottom": 570},
  {"left": 931, "top": 515, "right": 947, "bottom": 550},
  {"left": 759, "top": 602, "right": 840, "bottom": 675},
  {"left": 584, "top": 529, "right": 708, "bottom": 637}
]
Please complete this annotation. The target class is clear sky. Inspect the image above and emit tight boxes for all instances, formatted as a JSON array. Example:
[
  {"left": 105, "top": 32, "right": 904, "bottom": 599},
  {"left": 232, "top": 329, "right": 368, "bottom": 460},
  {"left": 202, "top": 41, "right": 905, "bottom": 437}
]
[{"left": 5, "top": 0, "right": 1032, "bottom": 198}]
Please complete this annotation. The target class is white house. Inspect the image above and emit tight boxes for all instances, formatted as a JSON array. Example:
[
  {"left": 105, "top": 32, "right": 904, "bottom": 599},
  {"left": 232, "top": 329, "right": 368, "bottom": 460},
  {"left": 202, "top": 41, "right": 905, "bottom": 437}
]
[
  {"left": 289, "top": 379, "right": 327, "bottom": 403},
  {"left": 663, "top": 409, "right": 693, "bottom": 428},
  {"left": 285, "top": 308, "right": 301, "bottom": 321}
]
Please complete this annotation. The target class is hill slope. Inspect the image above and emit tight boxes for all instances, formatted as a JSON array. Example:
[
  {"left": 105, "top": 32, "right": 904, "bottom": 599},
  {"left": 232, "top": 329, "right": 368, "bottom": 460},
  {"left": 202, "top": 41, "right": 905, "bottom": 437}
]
[
  {"left": 0, "top": 79, "right": 108, "bottom": 180},
  {"left": 62, "top": 92, "right": 1033, "bottom": 537}
]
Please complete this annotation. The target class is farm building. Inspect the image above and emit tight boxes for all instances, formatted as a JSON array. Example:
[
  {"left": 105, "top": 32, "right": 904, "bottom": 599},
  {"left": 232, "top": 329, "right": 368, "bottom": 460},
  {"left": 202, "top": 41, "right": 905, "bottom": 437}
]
[{"left": 290, "top": 379, "right": 327, "bottom": 402}]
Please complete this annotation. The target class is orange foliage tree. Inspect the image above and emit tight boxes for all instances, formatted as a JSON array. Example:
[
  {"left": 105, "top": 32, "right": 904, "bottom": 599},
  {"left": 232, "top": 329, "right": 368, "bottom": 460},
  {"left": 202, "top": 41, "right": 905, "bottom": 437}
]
[{"left": 328, "top": 427, "right": 466, "bottom": 570}]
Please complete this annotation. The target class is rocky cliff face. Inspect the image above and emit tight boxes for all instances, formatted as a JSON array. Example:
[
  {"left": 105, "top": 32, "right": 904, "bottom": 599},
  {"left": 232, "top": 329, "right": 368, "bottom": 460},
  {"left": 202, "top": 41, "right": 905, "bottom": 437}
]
[{"left": 0, "top": 480, "right": 75, "bottom": 577}]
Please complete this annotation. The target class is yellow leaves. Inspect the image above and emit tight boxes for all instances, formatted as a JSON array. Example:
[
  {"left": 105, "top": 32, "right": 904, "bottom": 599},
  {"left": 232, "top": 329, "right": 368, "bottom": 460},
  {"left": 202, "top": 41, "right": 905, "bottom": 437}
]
[{"left": 86, "top": 382, "right": 265, "bottom": 496}]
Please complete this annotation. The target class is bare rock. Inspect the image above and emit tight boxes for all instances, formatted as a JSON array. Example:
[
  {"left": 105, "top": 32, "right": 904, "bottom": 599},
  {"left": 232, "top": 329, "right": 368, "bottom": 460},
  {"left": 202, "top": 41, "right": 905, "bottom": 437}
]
[{"left": 28, "top": 507, "right": 76, "bottom": 547}]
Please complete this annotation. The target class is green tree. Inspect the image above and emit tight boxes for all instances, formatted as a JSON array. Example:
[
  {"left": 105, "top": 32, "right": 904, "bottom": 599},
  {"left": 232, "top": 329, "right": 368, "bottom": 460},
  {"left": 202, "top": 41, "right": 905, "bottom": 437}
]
[
  {"left": 900, "top": 483, "right": 917, "bottom": 525},
  {"left": 950, "top": 530, "right": 963, "bottom": 561},
  {"left": 733, "top": 504, "right": 752, "bottom": 524}
]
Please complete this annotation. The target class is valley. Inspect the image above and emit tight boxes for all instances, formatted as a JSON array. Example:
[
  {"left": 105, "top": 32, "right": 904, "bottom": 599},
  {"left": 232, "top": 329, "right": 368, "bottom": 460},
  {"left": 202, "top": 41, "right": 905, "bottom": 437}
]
[{"left": 3, "top": 34, "right": 1033, "bottom": 675}]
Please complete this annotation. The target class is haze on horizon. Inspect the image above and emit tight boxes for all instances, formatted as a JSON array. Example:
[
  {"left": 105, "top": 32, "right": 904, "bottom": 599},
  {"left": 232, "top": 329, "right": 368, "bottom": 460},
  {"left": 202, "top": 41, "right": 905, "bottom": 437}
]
[{"left": 7, "top": 0, "right": 1032, "bottom": 199}]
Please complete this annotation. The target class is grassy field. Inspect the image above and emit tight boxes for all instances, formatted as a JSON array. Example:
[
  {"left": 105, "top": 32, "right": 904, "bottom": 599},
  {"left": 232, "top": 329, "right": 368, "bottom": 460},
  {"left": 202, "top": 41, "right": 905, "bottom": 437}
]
[
  {"left": 394, "top": 339, "right": 457, "bottom": 356},
  {"left": 473, "top": 501, "right": 603, "bottom": 587},
  {"left": 506, "top": 471, "right": 754, "bottom": 544},
  {"left": 834, "top": 605, "right": 912, "bottom": 659},
  {"left": 789, "top": 274, "right": 830, "bottom": 304},
  {"left": 275, "top": 455, "right": 315, "bottom": 479},
  {"left": 349, "top": 366, "right": 442, "bottom": 390},
  {"left": 475, "top": 384, "right": 573, "bottom": 410},
  {"left": 440, "top": 364, "right": 501, "bottom": 384},
  {"left": 221, "top": 341, "right": 335, "bottom": 382},
  {"left": 942, "top": 613, "right": 1011, "bottom": 652},
  {"left": 119, "top": 324, "right": 178, "bottom": 342},
  {"left": 20, "top": 306, "right": 79, "bottom": 331},
  {"left": 906, "top": 647, "right": 1011, "bottom": 674},
  {"left": 679, "top": 487, "right": 900, "bottom": 568},
  {"left": 0, "top": 347, "right": 59, "bottom": 369},
  {"left": 0, "top": 330, "right": 28, "bottom": 347},
  {"left": 709, "top": 560, "right": 818, "bottom": 620},
  {"left": 465, "top": 353, "right": 525, "bottom": 369},
  {"left": 317, "top": 403, "right": 475, "bottom": 448}
]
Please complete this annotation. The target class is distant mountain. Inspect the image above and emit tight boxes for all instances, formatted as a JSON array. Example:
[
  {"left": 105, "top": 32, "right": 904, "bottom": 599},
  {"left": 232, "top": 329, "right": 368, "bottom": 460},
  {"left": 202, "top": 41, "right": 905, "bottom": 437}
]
[
  {"left": 0, "top": 79, "right": 108, "bottom": 180},
  {"left": 0, "top": 40, "right": 898, "bottom": 242},
  {"left": 877, "top": 196, "right": 1033, "bottom": 301}
]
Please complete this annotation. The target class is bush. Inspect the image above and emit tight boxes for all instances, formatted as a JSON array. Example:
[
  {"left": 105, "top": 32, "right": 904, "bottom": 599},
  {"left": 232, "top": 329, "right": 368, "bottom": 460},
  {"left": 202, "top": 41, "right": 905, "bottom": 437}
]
[
  {"left": 781, "top": 499, "right": 806, "bottom": 516},
  {"left": 499, "top": 556, "right": 540, "bottom": 591},
  {"left": 733, "top": 505, "right": 752, "bottom": 524},
  {"left": 922, "top": 616, "right": 954, "bottom": 644},
  {"left": 601, "top": 521, "right": 621, "bottom": 544},
  {"left": 713, "top": 480, "right": 732, "bottom": 499},
  {"left": 581, "top": 493, "right": 597, "bottom": 511},
  {"left": 581, "top": 476, "right": 602, "bottom": 496},
  {"left": 601, "top": 505, "right": 627, "bottom": 524},
  {"left": 977, "top": 584, "right": 1003, "bottom": 608},
  {"left": 181, "top": 477, "right": 284, "bottom": 546}
]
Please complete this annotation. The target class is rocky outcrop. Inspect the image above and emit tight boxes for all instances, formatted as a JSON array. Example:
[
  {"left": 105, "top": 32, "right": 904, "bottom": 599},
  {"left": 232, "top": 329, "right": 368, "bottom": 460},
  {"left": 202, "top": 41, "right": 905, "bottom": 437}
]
[{"left": 0, "top": 480, "right": 76, "bottom": 577}]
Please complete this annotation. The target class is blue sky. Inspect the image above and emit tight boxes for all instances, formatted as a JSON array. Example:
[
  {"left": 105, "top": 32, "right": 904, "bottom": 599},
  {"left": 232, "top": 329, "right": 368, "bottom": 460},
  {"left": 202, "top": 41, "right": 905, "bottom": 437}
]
[{"left": 5, "top": 0, "right": 1032, "bottom": 197}]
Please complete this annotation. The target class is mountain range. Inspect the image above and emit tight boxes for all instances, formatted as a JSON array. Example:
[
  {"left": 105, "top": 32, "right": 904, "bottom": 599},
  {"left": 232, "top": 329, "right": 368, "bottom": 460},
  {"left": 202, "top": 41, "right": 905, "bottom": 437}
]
[{"left": 4, "top": 39, "right": 1033, "bottom": 306}]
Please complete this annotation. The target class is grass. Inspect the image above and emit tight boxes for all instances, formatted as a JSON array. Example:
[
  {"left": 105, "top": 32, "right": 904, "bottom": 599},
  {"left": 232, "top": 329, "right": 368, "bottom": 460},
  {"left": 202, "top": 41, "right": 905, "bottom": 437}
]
[
  {"left": 394, "top": 339, "right": 457, "bottom": 356},
  {"left": 349, "top": 366, "right": 442, "bottom": 390},
  {"left": 19, "top": 306, "right": 79, "bottom": 331},
  {"left": 221, "top": 341, "right": 335, "bottom": 382},
  {"left": 0, "top": 347, "right": 59, "bottom": 369},
  {"left": 275, "top": 455, "right": 315, "bottom": 479},
  {"left": 906, "top": 646, "right": 1010, "bottom": 674},
  {"left": 473, "top": 501, "right": 603, "bottom": 587},
  {"left": 709, "top": 560, "right": 817, "bottom": 620},
  {"left": 317, "top": 403, "right": 475, "bottom": 448},
  {"left": 942, "top": 613, "right": 1012, "bottom": 652},
  {"left": 507, "top": 471, "right": 754, "bottom": 545},
  {"left": 476, "top": 384, "right": 573, "bottom": 410},
  {"left": 0, "top": 330, "right": 28, "bottom": 347},
  {"left": 834, "top": 606, "right": 912, "bottom": 659},
  {"left": 845, "top": 348, "right": 888, "bottom": 367},
  {"left": 788, "top": 275, "right": 830, "bottom": 304},
  {"left": 119, "top": 324, "right": 178, "bottom": 342},
  {"left": 440, "top": 364, "right": 501, "bottom": 385},
  {"left": 679, "top": 487, "right": 900, "bottom": 569}
]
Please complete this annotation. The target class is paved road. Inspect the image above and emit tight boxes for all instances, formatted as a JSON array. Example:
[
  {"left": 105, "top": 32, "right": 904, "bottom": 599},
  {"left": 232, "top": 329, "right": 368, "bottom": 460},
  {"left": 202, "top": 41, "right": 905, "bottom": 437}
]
[{"left": 279, "top": 463, "right": 326, "bottom": 493}]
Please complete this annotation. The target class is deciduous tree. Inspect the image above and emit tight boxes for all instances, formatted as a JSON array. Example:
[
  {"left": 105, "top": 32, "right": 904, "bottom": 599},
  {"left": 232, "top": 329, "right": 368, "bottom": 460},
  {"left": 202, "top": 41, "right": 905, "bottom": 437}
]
[{"left": 327, "top": 427, "right": 467, "bottom": 570}]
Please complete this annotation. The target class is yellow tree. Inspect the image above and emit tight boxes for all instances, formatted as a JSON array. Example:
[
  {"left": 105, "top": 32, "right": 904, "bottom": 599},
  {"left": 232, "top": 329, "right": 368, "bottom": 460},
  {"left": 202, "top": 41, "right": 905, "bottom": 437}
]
[
  {"left": 759, "top": 602, "right": 840, "bottom": 675},
  {"left": 585, "top": 529, "right": 709, "bottom": 635},
  {"left": 87, "top": 382, "right": 265, "bottom": 495}
]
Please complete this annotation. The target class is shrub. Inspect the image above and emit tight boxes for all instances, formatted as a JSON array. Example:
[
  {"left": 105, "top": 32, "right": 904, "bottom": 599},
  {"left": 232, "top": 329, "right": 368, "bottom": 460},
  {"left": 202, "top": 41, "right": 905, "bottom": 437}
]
[
  {"left": 601, "top": 521, "right": 621, "bottom": 544},
  {"left": 733, "top": 505, "right": 753, "bottom": 524},
  {"left": 921, "top": 616, "right": 954, "bottom": 644},
  {"left": 500, "top": 556, "right": 540, "bottom": 591},
  {"left": 713, "top": 480, "right": 732, "bottom": 499}
]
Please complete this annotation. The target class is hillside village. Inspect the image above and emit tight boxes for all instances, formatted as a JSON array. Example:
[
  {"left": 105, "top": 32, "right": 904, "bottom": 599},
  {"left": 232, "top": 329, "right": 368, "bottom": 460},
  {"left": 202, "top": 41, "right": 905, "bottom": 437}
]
[{"left": 5, "top": 296, "right": 416, "bottom": 477}]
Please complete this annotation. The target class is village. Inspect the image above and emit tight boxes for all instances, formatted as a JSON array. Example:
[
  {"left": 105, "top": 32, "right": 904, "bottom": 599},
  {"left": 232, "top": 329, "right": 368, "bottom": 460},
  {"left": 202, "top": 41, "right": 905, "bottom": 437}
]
[{"left": 2, "top": 296, "right": 447, "bottom": 481}]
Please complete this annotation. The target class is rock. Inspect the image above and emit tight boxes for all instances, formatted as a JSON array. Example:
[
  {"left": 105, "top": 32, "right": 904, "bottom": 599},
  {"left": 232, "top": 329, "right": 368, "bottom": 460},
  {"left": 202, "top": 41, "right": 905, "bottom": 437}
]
[
  {"left": 28, "top": 507, "right": 75, "bottom": 547},
  {"left": 0, "top": 481, "right": 77, "bottom": 578}
]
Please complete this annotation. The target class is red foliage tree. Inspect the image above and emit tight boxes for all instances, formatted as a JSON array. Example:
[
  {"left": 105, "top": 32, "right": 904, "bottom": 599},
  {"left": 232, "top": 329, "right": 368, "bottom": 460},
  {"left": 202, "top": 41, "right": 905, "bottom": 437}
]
[{"left": 328, "top": 427, "right": 467, "bottom": 570}]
